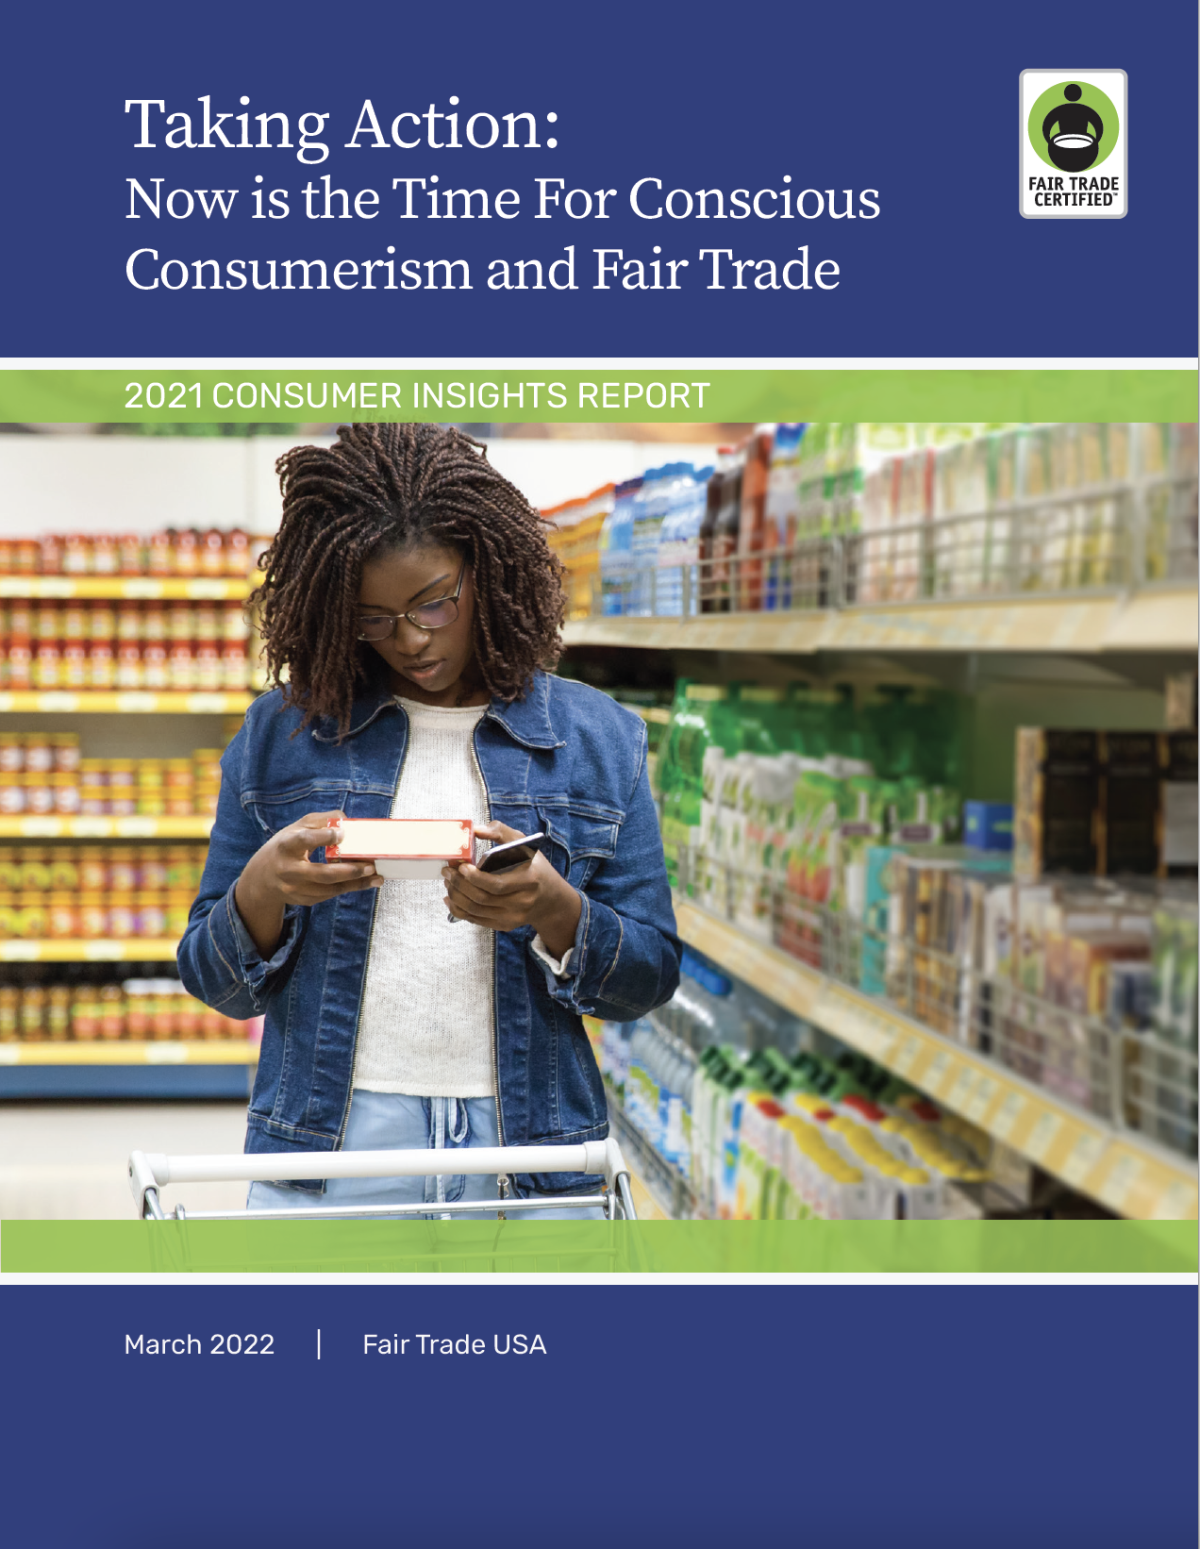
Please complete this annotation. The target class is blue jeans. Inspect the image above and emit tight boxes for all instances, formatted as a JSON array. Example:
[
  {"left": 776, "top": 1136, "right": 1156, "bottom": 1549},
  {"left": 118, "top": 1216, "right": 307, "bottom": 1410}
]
[{"left": 247, "top": 1091, "right": 604, "bottom": 1219}]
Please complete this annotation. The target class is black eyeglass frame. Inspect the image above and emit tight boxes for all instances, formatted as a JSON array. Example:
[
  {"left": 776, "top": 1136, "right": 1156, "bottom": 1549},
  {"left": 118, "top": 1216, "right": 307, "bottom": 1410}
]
[{"left": 355, "top": 559, "right": 468, "bottom": 641}]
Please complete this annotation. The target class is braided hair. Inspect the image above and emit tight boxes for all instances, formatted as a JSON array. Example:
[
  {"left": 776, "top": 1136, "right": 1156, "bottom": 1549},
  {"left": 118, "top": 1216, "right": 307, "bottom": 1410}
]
[{"left": 252, "top": 423, "right": 565, "bottom": 734}]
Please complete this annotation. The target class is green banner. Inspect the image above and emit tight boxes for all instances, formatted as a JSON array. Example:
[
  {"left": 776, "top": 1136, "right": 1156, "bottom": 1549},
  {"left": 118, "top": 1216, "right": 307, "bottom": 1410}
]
[
  {"left": 0, "top": 369, "right": 1194, "bottom": 424},
  {"left": 3, "top": 1219, "right": 1194, "bottom": 1274}
]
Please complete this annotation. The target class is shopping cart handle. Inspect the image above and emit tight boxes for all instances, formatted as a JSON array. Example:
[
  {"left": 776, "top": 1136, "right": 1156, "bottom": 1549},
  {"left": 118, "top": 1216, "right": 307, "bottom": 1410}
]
[{"left": 128, "top": 1137, "right": 633, "bottom": 1218}]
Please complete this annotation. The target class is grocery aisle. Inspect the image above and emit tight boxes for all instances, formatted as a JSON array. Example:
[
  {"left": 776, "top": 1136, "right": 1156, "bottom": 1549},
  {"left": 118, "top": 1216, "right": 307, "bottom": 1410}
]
[{"left": 552, "top": 420, "right": 1199, "bottom": 1222}]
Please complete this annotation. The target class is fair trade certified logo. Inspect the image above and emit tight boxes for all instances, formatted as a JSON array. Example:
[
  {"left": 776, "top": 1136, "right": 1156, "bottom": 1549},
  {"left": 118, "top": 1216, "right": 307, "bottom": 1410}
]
[{"left": 1020, "top": 69, "right": 1127, "bottom": 218}]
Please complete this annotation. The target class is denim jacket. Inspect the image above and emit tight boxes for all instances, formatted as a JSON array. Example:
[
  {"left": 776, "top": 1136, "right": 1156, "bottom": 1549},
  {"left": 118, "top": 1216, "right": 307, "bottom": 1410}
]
[{"left": 177, "top": 671, "right": 681, "bottom": 1197}]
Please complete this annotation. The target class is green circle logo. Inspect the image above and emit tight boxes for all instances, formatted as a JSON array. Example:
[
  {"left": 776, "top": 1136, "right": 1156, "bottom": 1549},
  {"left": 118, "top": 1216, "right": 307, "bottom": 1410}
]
[{"left": 1028, "top": 80, "right": 1118, "bottom": 172}]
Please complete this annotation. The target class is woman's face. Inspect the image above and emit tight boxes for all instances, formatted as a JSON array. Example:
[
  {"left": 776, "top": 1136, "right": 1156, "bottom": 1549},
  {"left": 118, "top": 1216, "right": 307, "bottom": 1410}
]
[{"left": 357, "top": 541, "right": 486, "bottom": 707}]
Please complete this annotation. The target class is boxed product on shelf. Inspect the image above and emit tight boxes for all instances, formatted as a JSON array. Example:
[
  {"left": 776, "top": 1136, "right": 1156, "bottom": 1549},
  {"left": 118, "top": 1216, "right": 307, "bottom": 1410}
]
[{"left": 1014, "top": 727, "right": 1198, "bottom": 881}]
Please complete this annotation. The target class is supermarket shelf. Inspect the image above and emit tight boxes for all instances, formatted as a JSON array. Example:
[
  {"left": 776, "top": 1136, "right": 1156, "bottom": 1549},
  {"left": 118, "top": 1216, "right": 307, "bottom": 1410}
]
[
  {"left": 0, "top": 816, "right": 213, "bottom": 839},
  {"left": 0, "top": 1040, "right": 257, "bottom": 1065},
  {"left": 564, "top": 586, "right": 1199, "bottom": 656},
  {"left": 674, "top": 896, "right": 1200, "bottom": 1223},
  {"left": 0, "top": 939, "right": 180, "bottom": 962},
  {"left": 0, "top": 577, "right": 253, "bottom": 600},
  {"left": 0, "top": 691, "right": 253, "bottom": 714}
]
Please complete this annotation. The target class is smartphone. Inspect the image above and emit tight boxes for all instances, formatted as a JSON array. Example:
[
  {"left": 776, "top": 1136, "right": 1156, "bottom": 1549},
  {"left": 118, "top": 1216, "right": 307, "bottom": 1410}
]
[{"left": 477, "top": 832, "right": 548, "bottom": 874}]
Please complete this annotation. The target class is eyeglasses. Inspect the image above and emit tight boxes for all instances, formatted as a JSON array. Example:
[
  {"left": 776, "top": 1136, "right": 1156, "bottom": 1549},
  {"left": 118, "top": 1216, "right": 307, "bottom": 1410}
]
[{"left": 356, "top": 560, "right": 467, "bottom": 641}]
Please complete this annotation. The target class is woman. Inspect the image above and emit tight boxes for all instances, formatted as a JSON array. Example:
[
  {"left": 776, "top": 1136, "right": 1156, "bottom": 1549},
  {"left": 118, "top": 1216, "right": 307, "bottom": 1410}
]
[{"left": 178, "top": 422, "right": 680, "bottom": 1217}]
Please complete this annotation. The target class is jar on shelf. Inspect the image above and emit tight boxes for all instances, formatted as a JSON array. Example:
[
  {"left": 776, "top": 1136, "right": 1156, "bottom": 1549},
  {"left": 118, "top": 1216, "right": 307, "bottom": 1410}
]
[
  {"left": 87, "top": 642, "right": 116, "bottom": 691},
  {"left": 98, "top": 983, "right": 125, "bottom": 1039},
  {"left": 16, "top": 893, "right": 48, "bottom": 939},
  {"left": 71, "top": 988, "right": 99, "bottom": 1042},
  {"left": 137, "top": 847, "right": 168, "bottom": 889},
  {"left": 63, "top": 534, "right": 92, "bottom": 575},
  {"left": 125, "top": 986, "right": 150, "bottom": 1041},
  {"left": 221, "top": 641, "right": 249, "bottom": 690},
  {"left": 147, "top": 530, "right": 171, "bottom": 577},
  {"left": 0, "top": 890, "right": 17, "bottom": 939},
  {"left": 6, "top": 640, "right": 32, "bottom": 691},
  {"left": 142, "top": 641, "right": 169, "bottom": 690},
  {"left": 200, "top": 529, "right": 225, "bottom": 578},
  {"left": 227, "top": 530, "right": 253, "bottom": 577},
  {"left": 142, "top": 601, "right": 166, "bottom": 641},
  {"left": 93, "top": 535, "right": 119, "bottom": 577},
  {"left": 222, "top": 600, "right": 250, "bottom": 641},
  {"left": 116, "top": 600, "right": 141, "bottom": 642},
  {"left": 172, "top": 529, "right": 200, "bottom": 576},
  {"left": 24, "top": 773, "right": 54, "bottom": 816},
  {"left": 0, "top": 773, "right": 25, "bottom": 815},
  {"left": 62, "top": 644, "right": 88, "bottom": 690},
  {"left": 167, "top": 602, "right": 196, "bottom": 642},
  {"left": 0, "top": 852, "right": 20, "bottom": 888},
  {"left": 39, "top": 534, "right": 64, "bottom": 575},
  {"left": 108, "top": 891, "right": 136, "bottom": 938},
  {"left": 138, "top": 890, "right": 167, "bottom": 938},
  {"left": 108, "top": 847, "right": 137, "bottom": 891},
  {"left": 47, "top": 984, "right": 71, "bottom": 1042},
  {"left": 107, "top": 760, "right": 135, "bottom": 791},
  {"left": 20, "top": 985, "right": 47, "bottom": 1041},
  {"left": 48, "top": 848, "right": 80, "bottom": 890},
  {"left": 0, "top": 985, "right": 18, "bottom": 1041},
  {"left": 195, "top": 643, "right": 222, "bottom": 692},
  {"left": 32, "top": 641, "right": 63, "bottom": 691},
  {"left": 118, "top": 534, "right": 144, "bottom": 576},
  {"left": 115, "top": 641, "right": 143, "bottom": 690},
  {"left": 18, "top": 849, "right": 51, "bottom": 889},
  {"left": 168, "top": 642, "right": 196, "bottom": 691},
  {"left": 165, "top": 889, "right": 193, "bottom": 938},
  {"left": 47, "top": 892, "right": 78, "bottom": 938},
  {"left": 24, "top": 736, "right": 52, "bottom": 774},
  {"left": 63, "top": 600, "right": 87, "bottom": 642},
  {"left": 86, "top": 600, "right": 116, "bottom": 643},
  {"left": 35, "top": 603, "right": 63, "bottom": 642},
  {"left": 0, "top": 734, "right": 24, "bottom": 773},
  {"left": 51, "top": 773, "right": 81, "bottom": 815},
  {"left": 78, "top": 892, "right": 108, "bottom": 938},
  {"left": 194, "top": 603, "right": 219, "bottom": 641},
  {"left": 79, "top": 850, "right": 108, "bottom": 890},
  {"left": 79, "top": 761, "right": 109, "bottom": 817},
  {"left": 150, "top": 992, "right": 176, "bottom": 1040}
]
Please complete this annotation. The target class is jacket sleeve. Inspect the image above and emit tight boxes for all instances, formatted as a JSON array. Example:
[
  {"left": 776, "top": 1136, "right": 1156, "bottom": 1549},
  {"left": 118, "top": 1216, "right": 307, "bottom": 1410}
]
[
  {"left": 530, "top": 718, "right": 681, "bottom": 1020},
  {"left": 176, "top": 722, "right": 308, "bottom": 1018}
]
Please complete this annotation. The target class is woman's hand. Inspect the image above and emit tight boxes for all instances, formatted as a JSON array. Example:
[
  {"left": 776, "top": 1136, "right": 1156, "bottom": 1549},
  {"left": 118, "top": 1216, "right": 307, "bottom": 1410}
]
[
  {"left": 443, "top": 820, "right": 582, "bottom": 959},
  {"left": 234, "top": 810, "right": 384, "bottom": 957}
]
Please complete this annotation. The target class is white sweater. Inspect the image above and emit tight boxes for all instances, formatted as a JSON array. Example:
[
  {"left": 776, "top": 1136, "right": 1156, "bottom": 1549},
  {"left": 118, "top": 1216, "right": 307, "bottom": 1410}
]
[{"left": 352, "top": 698, "right": 496, "bottom": 1097}]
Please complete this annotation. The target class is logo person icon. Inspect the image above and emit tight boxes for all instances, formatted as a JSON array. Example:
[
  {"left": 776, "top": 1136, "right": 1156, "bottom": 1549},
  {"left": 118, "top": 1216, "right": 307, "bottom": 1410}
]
[
  {"left": 1020, "top": 70, "right": 1126, "bottom": 219},
  {"left": 1042, "top": 83, "right": 1103, "bottom": 170}
]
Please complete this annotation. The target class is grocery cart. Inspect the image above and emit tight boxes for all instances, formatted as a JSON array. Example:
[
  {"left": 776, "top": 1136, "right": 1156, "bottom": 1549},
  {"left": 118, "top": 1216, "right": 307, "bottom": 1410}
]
[{"left": 128, "top": 1137, "right": 638, "bottom": 1221}]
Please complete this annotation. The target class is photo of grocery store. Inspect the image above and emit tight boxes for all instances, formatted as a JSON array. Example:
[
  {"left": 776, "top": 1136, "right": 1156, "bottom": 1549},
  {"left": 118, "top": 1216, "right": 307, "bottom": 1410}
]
[{"left": 0, "top": 419, "right": 1195, "bottom": 1224}]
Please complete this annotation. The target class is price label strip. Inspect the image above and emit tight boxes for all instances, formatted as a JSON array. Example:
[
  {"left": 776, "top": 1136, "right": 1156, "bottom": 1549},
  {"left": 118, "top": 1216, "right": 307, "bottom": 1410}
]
[
  {"left": 893, "top": 1034, "right": 922, "bottom": 1077},
  {"left": 964, "top": 1075, "right": 998, "bottom": 1124},
  {"left": 1060, "top": 1131, "right": 1106, "bottom": 1189},
  {"left": 1024, "top": 1110, "right": 1063, "bottom": 1164},
  {"left": 991, "top": 1090, "right": 1027, "bottom": 1142},
  {"left": 1101, "top": 1153, "right": 1143, "bottom": 1215}
]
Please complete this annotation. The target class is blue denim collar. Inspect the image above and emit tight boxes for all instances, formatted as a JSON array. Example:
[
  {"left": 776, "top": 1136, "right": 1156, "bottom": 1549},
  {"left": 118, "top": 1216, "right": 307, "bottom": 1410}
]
[{"left": 310, "top": 670, "right": 564, "bottom": 750}]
